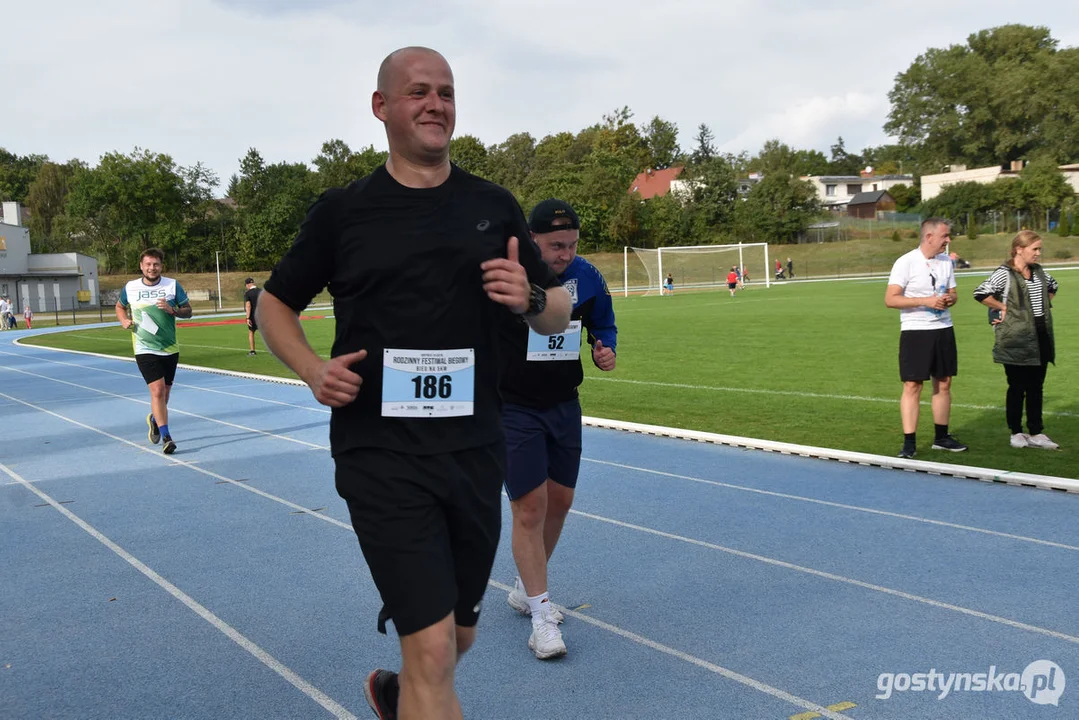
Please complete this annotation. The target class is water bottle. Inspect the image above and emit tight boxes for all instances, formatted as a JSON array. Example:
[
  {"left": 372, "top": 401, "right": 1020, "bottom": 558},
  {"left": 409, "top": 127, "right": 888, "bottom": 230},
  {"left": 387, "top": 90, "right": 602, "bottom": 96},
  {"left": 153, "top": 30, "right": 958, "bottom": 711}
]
[{"left": 932, "top": 283, "right": 947, "bottom": 316}]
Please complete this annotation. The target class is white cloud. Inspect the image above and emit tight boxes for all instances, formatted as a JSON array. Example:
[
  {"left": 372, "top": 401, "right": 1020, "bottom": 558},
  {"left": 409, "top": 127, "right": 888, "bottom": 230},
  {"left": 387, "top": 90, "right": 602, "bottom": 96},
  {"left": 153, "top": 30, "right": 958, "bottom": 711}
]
[
  {"left": 2, "top": 0, "right": 1076, "bottom": 189},
  {"left": 721, "top": 92, "right": 890, "bottom": 158}
]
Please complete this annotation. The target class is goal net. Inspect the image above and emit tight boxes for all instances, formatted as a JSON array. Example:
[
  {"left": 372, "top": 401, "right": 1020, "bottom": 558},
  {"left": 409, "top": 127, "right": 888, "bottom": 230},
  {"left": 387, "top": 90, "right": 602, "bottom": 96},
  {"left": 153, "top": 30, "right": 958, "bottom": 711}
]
[{"left": 624, "top": 243, "right": 771, "bottom": 296}]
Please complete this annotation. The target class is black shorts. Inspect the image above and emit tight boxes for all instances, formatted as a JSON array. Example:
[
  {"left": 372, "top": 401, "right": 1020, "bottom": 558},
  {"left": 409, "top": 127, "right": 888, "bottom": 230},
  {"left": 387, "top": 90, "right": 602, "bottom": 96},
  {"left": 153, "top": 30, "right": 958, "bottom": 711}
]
[
  {"left": 728, "top": 282, "right": 738, "bottom": 290},
  {"left": 247, "top": 317, "right": 258, "bottom": 332},
  {"left": 899, "top": 327, "right": 958, "bottom": 382},
  {"left": 503, "top": 400, "right": 583, "bottom": 500},
  {"left": 135, "top": 353, "right": 179, "bottom": 386},
  {"left": 334, "top": 442, "right": 504, "bottom": 636}
]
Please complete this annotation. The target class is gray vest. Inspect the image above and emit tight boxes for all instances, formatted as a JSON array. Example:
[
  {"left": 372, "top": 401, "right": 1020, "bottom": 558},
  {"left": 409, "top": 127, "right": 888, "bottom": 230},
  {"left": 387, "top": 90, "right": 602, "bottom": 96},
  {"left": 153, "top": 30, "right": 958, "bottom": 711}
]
[{"left": 992, "top": 263, "right": 1054, "bottom": 366}]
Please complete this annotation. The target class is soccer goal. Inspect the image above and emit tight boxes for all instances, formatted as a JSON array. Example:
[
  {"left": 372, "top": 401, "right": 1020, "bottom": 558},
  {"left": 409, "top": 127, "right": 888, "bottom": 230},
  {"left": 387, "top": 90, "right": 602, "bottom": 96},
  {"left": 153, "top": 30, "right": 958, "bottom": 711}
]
[{"left": 623, "top": 243, "right": 771, "bottom": 296}]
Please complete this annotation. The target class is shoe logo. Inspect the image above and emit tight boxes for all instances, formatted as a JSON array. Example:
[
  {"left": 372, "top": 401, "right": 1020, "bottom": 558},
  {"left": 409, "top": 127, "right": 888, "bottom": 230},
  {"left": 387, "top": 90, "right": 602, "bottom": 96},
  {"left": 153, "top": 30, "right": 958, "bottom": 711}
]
[{"left": 476, "top": 220, "right": 490, "bottom": 231}]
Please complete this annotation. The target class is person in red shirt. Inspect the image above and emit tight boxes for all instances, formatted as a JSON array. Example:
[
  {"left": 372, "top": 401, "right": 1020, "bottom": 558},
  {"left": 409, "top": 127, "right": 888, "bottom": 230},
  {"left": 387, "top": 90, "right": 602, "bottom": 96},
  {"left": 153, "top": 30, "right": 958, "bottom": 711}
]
[{"left": 727, "top": 267, "right": 739, "bottom": 296}]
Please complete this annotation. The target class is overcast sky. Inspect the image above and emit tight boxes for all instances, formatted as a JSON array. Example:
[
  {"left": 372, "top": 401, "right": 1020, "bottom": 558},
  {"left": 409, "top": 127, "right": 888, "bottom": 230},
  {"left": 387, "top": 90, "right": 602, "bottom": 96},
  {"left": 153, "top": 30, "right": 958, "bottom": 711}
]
[{"left": 4, "top": 1, "right": 1077, "bottom": 191}]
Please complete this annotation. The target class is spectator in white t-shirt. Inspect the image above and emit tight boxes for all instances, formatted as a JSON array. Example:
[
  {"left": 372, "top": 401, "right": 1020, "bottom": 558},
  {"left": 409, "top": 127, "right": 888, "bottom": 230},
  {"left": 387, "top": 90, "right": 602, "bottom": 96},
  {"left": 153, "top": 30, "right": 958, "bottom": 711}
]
[{"left": 885, "top": 218, "right": 969, "bottom": 459}]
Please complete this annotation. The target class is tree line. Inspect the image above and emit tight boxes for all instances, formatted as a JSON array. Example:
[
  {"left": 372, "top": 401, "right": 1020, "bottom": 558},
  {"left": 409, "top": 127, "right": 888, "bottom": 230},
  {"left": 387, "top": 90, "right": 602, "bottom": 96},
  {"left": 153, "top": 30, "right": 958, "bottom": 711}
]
[{"left": 1, "top": 24, "right": 1076, "bottom": 273}]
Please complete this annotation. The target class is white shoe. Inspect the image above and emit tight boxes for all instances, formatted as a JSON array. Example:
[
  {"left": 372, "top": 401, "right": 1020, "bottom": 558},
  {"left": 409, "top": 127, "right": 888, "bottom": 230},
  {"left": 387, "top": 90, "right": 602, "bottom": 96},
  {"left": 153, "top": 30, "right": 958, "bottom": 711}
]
[
  {"left": 507, "top": 577, "right": 563, "bottom": 624},
  {"left": 1010, "top": 433, "right": 1030, "bottom": 448},
  {"left": 528, "top": 610, "right": 567, "bottom": 660},
  {"left": 1027, "top": 433, "right": 1060, "bottom": 450}
]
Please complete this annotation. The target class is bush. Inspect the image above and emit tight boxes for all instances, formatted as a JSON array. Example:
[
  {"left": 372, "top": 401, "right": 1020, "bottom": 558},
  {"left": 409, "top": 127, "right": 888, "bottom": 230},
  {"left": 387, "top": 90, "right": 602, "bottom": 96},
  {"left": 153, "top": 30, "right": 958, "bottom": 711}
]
[
  {"left": 967, "top": 221, "right": 978, "bottom": 240},
  {"left": 908, "top": 229, "right": 919, "bottom": 239},
  {"left": 891, "top": 230, "right": 901, "bottom": 242}
]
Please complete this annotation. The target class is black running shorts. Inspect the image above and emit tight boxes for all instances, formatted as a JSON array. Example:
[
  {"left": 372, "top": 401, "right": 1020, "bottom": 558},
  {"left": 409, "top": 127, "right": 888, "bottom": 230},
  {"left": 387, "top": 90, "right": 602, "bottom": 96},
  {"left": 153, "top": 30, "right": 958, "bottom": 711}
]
[
  {"left": 135, "top": 353, "right": 179, "bottom": 386},
  {"left": 246, "top": 317, "right": 258, "bottom": 332},
  {"left": 898, "top": 327, "right": 958, "bottom": 382},
  {"left": 334, "top": 442, "right": 504, "bottom": 637}
]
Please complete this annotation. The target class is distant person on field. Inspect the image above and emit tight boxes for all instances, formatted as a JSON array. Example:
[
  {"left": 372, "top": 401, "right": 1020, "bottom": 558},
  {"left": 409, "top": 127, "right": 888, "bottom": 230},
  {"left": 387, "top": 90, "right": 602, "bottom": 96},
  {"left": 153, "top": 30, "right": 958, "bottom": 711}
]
[
  {"left": 775, "top": 258, "right": 783, "bottom": 280},
  {"left": 243, "top": 278, "right": 262, "bottom": 356},
  {"left": 0, "top": 297, "right": 9, "bottom": 331},
  {"left": 23, "top": 305, "right": 32, "bottom": 330},
  {"left": 885, "top": 217, "right": 967, "bottom": 459},
  {"left": 742, "top": 266, "right": 751, "bottom": 284},
  {"left": 786, "top": 257, "right": 794, "bottom": 279},
  {"left": 664, "top": 272, "right": 674, "bottom": 295},
  {"left": 727, "top": 266, "right": 739, "bottom": 296},
  {"left": 973, "top": 231, "right": 1060, "bottom": 450},
  {"left": 115, "top": 247, "right": 192, "bottom": 455}
]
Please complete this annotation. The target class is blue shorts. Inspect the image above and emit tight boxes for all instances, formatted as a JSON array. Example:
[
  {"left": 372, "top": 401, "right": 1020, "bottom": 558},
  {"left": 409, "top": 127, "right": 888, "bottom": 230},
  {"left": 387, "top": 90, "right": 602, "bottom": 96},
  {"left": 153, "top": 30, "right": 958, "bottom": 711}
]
[{"left": 503, "top": 399, "right": 582, "bottom": 500}]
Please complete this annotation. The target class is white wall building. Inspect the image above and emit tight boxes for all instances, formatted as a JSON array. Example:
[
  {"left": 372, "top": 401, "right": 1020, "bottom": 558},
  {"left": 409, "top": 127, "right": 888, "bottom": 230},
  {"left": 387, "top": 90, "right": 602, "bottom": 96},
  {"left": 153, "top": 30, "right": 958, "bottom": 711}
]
[
  {"left": 803, "top": 172, "right": 914, "bottom": 211},
  {"left": 0, "top": 202, "right": 99, "bottom": 312},
  {"left": 921, "top": 162, "right": 1079, "bottom": 202}
]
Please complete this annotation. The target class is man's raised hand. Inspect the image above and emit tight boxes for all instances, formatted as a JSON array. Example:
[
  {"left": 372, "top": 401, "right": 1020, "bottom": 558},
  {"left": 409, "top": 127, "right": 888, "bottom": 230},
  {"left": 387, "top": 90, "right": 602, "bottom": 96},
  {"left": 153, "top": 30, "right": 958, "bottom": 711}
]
[
  {"left": 481, "top": 236, "right": 530, "bottom": 315},
  {"left": 592, "top": 339, "right": 616, "bottom": 371},
  {"left": 308, "top": 349, "right": 368, "bottom": 407}
]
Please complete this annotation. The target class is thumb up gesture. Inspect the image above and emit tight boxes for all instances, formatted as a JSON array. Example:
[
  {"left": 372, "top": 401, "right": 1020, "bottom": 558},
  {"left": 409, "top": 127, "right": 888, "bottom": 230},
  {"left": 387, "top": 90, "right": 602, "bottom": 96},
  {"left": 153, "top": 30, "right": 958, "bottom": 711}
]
[
  {"left": 309, "top": 349, "right": 368, "bottom": 407},
  {"left": 592, "top": 338, "right": 616, "bottom": 371},
  {"left": 481, "top": 236, "right": 531, "bottom": 315}
]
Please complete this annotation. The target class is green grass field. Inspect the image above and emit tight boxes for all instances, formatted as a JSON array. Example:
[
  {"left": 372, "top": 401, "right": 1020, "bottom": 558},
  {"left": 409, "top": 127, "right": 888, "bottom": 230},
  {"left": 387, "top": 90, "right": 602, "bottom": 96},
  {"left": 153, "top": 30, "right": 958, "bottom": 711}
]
[{"left": 22, "top": 270, "right": 1078, "bottom": 479}]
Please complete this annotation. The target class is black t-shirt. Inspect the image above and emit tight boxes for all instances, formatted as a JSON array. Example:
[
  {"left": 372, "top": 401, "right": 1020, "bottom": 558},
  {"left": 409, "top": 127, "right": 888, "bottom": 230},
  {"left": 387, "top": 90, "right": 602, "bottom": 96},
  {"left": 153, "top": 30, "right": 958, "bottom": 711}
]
[
  {"left": 244, "top": 287, "right": 261, "bottom": 317},
  {"left": 264, "top": 165, "right": 558, "bottom": 456},
  {"left": 499, "top": 257, "right": 618, "bottom": 409}
]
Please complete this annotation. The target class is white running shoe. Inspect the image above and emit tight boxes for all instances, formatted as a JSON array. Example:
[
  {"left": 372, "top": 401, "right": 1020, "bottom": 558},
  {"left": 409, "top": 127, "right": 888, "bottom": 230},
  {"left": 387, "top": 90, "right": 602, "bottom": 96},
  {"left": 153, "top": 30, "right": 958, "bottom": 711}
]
[
  {"left": 507, "top": 578, "right": 564, "bottom": 624},
  {"left": 1027, "top": 433, "right": 1060, "bottom": 450},
  {"left": 1010, "top": 433, "right": 1030, "bottom": 448},
  {"left": 528, "top": 608, "right": 567, "bottom": 660}
]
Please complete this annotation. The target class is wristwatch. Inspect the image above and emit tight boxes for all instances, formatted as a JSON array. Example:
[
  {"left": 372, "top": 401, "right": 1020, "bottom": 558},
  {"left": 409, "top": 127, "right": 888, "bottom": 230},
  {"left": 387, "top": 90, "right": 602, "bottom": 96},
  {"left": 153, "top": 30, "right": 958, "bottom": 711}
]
[{"left": 522, "top": 283, "right": 547, "bottom": 317}]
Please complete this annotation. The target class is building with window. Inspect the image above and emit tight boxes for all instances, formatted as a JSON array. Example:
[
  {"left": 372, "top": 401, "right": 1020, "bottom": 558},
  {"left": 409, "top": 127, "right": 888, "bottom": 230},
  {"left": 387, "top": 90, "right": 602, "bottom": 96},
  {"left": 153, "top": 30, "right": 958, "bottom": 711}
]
[
  {"left": 0, "top": 202, "right": 100, "bottom": 312},
  {"left": 803, "top": 171, "right": 914, "bottom": 211},
  {"left": 920, "top": 162, "right": 1079, "bottom": 202}
]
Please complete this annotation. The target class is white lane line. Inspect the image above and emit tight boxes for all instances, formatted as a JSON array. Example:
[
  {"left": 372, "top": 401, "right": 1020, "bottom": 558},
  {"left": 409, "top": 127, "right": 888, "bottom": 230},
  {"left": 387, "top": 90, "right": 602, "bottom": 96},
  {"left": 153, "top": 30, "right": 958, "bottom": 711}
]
[
  {"left": 583, "top": 375, "right": 1079, "bottom": 418},
  {"left": 5, "top": 391, "right": 850, "bottom": 717},
  {"left": 0, "top": 365, "right": 329, "bottom": 450},
  {"left": 0, "top": 461, "right": 357, "bottom": 720},
  {"left": 2, "top": 348, "right": 330, "bottom": 414},
  {"left": 567, "top": 508, "right": 1079, "bottom": 646},
  {"left": 488, "top": 579, "right": 855, "bottom": 720},
  {"left": 0, "top": 391, "right": 347, "bottom": 529},
  {"left": 9, "top": 362, "right": 1079, "bottom": 646},
  {"left": 583, "top": 458, "right": 1079, "bottom": 552}
]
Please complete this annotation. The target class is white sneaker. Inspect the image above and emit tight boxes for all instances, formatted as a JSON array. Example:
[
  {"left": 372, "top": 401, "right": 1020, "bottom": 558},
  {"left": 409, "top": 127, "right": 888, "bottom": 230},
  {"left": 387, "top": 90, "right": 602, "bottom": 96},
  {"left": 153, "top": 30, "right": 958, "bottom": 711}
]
[
  {"left": 1027, "top": 433, "right": 1060, "bottom": 450},
  {"left": 507, "top": 578, "right": 563, "bottom": 624},
  {"left": 1010, "top": 433, "right": 1030, "bottom": 448},
  {"left": 528, "top": 609, "right": 567, "bottom": 660}
]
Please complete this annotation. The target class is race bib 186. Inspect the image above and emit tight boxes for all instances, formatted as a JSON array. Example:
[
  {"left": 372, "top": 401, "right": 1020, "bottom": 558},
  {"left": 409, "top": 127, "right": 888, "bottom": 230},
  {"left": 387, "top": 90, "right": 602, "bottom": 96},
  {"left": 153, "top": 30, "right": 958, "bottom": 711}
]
[
  {"left": 526, "top": 321, "right": 582, "bottom": 362},
  {"left": 382, "top": 348, "right": 475, "bottom": 417}
]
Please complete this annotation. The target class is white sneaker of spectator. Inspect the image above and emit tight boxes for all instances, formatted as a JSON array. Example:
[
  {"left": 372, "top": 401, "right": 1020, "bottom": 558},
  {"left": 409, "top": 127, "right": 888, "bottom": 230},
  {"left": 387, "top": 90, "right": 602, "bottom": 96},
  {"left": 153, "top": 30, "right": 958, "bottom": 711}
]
[
  {"left": 1026, "top": 433, "right": 1059, "bottom": 450},
  {"left": 1010, "top": 433, "right": 1030, "bottom": 448}
]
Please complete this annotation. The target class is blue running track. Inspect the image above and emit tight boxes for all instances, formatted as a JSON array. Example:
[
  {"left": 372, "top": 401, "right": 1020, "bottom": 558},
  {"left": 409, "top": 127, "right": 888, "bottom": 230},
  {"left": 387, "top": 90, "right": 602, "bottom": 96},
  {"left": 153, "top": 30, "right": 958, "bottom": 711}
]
[{"left": 2, "top": 327, "right": 1077, "bottom": 719}]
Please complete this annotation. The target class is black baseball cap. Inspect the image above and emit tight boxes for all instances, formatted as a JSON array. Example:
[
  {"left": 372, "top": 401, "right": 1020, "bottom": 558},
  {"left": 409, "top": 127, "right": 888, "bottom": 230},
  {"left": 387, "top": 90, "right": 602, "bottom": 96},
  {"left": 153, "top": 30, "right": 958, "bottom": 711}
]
[
  {"left": 529, "top": 199, "right": 580, "bottom": 234},
  {"left": 244, "top": 277, "right": 255, "bottom": 284}
]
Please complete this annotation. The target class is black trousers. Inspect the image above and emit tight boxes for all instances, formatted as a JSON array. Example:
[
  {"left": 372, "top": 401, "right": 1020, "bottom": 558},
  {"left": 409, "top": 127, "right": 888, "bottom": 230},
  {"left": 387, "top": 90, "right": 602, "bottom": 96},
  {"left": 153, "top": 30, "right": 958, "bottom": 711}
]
[
  {"left": 1003, "top": 321, "right": 1053, "bottom": 435},
  {"left": 1004, "top": 363, "right": 1049, "bottom": 435}
]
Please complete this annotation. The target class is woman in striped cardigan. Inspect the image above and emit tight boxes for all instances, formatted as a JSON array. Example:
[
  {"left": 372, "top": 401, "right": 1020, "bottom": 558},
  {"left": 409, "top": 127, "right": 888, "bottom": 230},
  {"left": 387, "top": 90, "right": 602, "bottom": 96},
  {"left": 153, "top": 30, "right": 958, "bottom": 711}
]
[{"left": 973, "top": 230, "right": 1060, "bottom": 450}]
